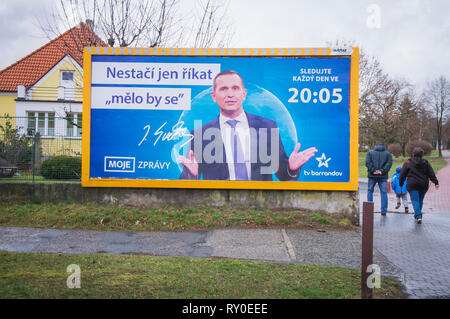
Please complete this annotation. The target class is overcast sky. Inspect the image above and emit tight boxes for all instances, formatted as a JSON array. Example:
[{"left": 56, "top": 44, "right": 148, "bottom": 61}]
[{"left": 0, "top": 0, "right": 449, "bottom": 91}]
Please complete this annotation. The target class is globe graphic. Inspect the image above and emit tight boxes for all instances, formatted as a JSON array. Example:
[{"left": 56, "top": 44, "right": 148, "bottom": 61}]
[{"left": 171, "top": 83, "right": 298, "bottom": 177}]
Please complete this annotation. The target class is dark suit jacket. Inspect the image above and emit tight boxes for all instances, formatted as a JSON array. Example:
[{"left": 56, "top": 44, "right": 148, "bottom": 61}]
[{"left": 180, "top": 112, "right": 299, "bottom": 181}]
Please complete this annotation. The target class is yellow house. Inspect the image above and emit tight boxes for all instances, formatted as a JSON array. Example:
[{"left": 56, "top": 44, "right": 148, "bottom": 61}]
[{"left": 0, "top": 22, "right": 105, "bottom": 157}]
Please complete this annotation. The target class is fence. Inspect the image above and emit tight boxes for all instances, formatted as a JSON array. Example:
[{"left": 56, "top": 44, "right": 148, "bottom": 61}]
[{"left": 0, "top": 116, "right": 81, "bottom": 182}]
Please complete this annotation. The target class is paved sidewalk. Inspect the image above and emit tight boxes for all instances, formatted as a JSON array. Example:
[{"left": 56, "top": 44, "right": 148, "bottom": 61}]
[
  {"left": 420, "top": 155, "right": 450, "bottom": 213},
  {"left": 358, "top": 151, "right": 450, "bottom": 298},
  {"left": 372, "top": 212, "right": 450, "bottom": 298},
  {"left": 1, "top": 153, "right": 449, "bottom": 299},
  {"left": 0, "top": 225, "right": 403, "bottom": 289},
  {"left": 0, "top": 226, "right": 398, "bottom": 272},
  {"left": 1, "top": 215, "right": 449, "bottom": 298}
]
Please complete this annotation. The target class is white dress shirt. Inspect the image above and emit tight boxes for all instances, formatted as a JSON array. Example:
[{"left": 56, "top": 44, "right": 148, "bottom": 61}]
[{"left": 219, "top": 112, "right": 251, "bottom": 180}]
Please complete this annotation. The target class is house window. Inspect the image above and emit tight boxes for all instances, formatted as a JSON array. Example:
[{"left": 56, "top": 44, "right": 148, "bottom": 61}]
[
  {"left": 66, "top": 112, "right": 82, "bottom": 137},
  {"left": 48, "top": 113, "right": 55, "bottom": 136},
  {"left": 77, "top": 113, "right": 82, "bottom": 136},
  {"left": 61, "top": 71, "right": 74, "bottom": 81},
  {"left": 27, "top": 112, "right": 55, "bottom": 136},
  {"left": 61, "top": 71, "right": 75, "bottom": 100},
  {"left": 37, "top": 112, "right": 45, "bottom": 135}
]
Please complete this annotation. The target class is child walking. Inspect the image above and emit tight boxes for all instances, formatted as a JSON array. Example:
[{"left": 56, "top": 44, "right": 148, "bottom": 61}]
[{"left": 391, "top": 166, "right": 409, "bottom": 213}]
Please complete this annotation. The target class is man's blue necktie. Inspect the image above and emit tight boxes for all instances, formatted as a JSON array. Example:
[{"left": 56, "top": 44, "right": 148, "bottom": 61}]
[{"left": 226, "top": 120, "right": 249, "bottom": 180}]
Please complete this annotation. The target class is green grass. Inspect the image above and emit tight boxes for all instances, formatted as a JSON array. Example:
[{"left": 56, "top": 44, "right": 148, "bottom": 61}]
[
  {"left": 0, "top": 251, "right": 405, "bottom": 299},
  {"left": 0, "top": 172, "right": 79, "bottom": 183},
  {"left": 358, "top": 150, "right": 447, "bottom": 179},
  {"left": 0, "top": 201, "right": 355, "bottom": 232}
]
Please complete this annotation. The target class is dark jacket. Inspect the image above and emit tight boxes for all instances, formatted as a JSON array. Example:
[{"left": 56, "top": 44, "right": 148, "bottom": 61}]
[
  {"left": 365, "top": 143, "right": 393, "bottom": 179},
  {"left": 180, "top": 112, "right": 299, "bottom": 181},
  {"left": 399, "top": 157, "right": 439, "bottom": 191}
]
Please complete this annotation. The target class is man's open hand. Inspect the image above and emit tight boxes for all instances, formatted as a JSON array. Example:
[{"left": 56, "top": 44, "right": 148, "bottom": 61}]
[
  {"left": 178, "top": 150, "right": 199, "bottom": 177},
  {"left": 288, "top": 143, "right": 318, "bottom": 171}
]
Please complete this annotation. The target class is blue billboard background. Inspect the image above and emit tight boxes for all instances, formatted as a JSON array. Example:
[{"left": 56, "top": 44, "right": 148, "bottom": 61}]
[{"left": 89, "top": 55, "right": 350, "bottom": 182}]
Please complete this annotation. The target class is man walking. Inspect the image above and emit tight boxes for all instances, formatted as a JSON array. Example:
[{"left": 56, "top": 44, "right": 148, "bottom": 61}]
[{"left": 365, "top": 142, "right": 393, "bottom": 215}]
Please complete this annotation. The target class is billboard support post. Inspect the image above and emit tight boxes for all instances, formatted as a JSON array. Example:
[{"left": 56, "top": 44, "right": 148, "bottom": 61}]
[{"left": 361, "top": 201, "right": 374, "bottom": 299}]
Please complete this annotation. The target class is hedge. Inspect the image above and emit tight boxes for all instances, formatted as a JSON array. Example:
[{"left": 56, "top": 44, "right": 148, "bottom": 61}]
[{"left": 40, "top": 156, "right": 81, "bottom": 179}]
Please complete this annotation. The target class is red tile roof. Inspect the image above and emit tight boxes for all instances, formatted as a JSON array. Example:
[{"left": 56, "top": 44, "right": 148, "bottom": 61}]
[{"left": 0, "top": 22, "right": 105, "bottom": 92}]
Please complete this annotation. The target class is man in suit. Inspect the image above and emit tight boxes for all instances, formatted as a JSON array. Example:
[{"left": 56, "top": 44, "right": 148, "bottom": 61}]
[{"left": 178, "top": 70, "right": 318, "bottom": 181}]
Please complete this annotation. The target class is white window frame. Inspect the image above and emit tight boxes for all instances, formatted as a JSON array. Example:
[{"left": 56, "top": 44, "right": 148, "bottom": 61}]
[
  {"left": 26, "top": 111, "right": 55, "bottom": 137},
  {"left": 66, "top": 112, "right": 82, "bottom": 138},
  {"left": 61, "top": 70, "right": 75, "bottom": 82}
]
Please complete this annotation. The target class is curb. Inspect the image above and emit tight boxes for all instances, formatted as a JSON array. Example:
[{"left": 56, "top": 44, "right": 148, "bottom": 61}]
[{"left": 359, "top": 178, "right": 368, "bottom": 185}]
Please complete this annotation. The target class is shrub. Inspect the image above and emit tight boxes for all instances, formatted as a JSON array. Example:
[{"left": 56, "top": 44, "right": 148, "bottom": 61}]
[
  {"left": 40, "top": 156, "right": 81, "bottom": 179},
  {"left": 387, "top": 143, "right": 402, "bottom": 157},
  {"left": 405, "top": 140, "right": 433, "bottom": 157},
  {"left": 0, "top": 119, "right": 34, "bottom": 165}
]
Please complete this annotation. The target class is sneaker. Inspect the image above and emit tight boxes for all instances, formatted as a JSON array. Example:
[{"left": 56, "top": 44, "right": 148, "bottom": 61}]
[
  {"left": 405, "top": 208, "right": 409, "bottom": 214},
  {"left": 395, "top": 203, "right": 401, "bottom": 209},
  {"left": 381, "top": 212, "right": 387, "bottom": 216},
  {"left": 416, "top": 216, "right": 422, "bottom": 224}
]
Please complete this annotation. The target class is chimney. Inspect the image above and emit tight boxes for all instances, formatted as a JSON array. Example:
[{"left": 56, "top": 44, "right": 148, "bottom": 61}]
[
  {"left": 86, "top": 19, "right": 94, "bottom": 29},
  {"left": 17, "top": 85, "right": 26, "bottom": 99}
]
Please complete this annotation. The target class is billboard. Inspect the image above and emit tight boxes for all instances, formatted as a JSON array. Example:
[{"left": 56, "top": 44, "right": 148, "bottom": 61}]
[{"left": 82, "top": 47, "right": 359, "bottom": 190}]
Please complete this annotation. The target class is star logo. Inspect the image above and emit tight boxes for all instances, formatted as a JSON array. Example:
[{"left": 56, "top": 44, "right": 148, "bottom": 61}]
[{"left": 316, "top": 153, "right": 331, "bottom": 168}]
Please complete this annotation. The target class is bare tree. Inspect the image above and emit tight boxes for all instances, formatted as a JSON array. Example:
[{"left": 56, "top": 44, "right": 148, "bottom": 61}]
[
  {"left": 38, "top": 0, "right": 233, "bottom": 51},
  {"left": 416, "top": 103, "right": 434, "bottom": 143},
  {"left": 190, "top": 0, "right": 234, "bottom": 48},
  {"left": 39, "top": 1, "right": 104, "bottom": 55},
  {"left": 423, "top": 76, "right": 450, "bottom": 157},
  {"left": 38, "top": 0, "right": 233, "bottom": 129},
  {"left": 396, "top": 92, "right": 421, "bottom": 156},
  {"left": 326, "top": 41, "right": 405, "bottom": 148},
  {"left": 358, "top": 46, "right": 409, "bottom": 148},
  {"left": 443, "top": 117, "right": 450, "bottom": 149},
  {"left": 328, "top": 41, "right": 441, "bottom": 153},
  {"left": 97, "top": 0, "right": 178, "bottom": 47}
]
